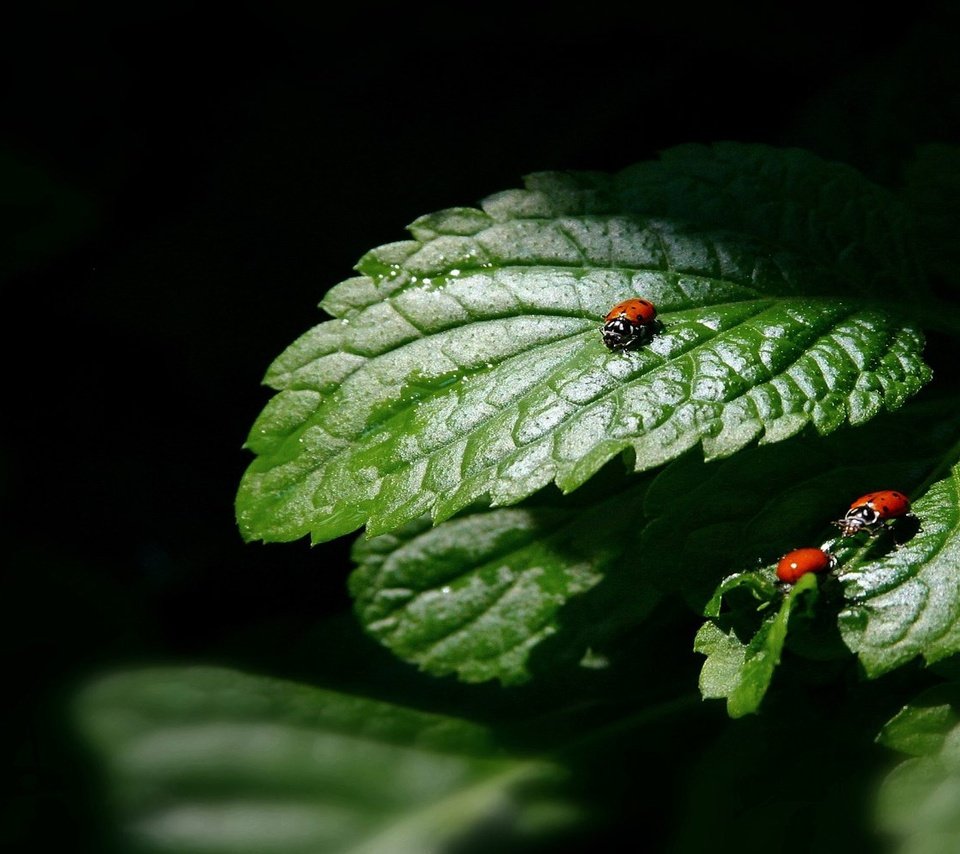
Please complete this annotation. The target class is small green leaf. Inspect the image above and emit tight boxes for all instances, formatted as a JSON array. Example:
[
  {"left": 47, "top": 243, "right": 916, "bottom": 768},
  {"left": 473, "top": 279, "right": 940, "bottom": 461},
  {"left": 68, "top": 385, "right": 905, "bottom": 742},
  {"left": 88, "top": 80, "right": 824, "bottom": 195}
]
[
  {"left": 237, "top": 145, "right": 931, "bottom": 545},
  {"left": 703, "top": 570, "right": 779, "bottom": 618},
  {"left": 349, "top": 475, "right": 657, "bottom": 685},
  {"left": 879, "top": 684, "right": 960, "bottom": 757},
  {"left": 839, "top": 453, "right": 960, "bottom": 677},
  {"left": 695, "top": 571, "right": 818, "bottom": 718},
  {"left": 75, "top": 667, "right": 569, "bottom": 854},
  {"left": 877, "top": 683, "right": 960, "bottom": 850}
]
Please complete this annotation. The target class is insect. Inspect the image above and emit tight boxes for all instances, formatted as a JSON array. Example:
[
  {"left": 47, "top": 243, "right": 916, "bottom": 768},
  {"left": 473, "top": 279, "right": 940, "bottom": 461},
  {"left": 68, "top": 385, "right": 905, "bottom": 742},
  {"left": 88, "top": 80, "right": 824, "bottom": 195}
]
[
  {"left": 776, "top": 547, "right": 836, "bottom": 584},
  {"left": 601, "top": 298, "right": 658, "bottom": 350},
  {"left": 833, "top": 490, "right": 913, "bottom": 538}
]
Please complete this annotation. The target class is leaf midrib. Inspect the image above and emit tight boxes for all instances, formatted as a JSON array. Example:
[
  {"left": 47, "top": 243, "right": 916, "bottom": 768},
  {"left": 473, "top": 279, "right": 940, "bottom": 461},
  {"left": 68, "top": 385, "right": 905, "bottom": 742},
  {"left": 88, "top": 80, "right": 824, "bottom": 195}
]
[{"left": 307, "top": 298, "right": 852, "bottom": 494}]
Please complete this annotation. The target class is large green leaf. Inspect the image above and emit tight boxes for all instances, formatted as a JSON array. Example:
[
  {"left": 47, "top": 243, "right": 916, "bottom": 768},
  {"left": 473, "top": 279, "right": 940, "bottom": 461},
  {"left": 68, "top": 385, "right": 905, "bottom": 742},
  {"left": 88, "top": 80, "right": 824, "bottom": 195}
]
[
  {"left": 75, "top": 667, "right": 570, "bottom": 854},
  {"left": 237, "top": 145, "right": 931, "bottom": 545},
  {"left": 349, "top": 472, "right": 657, "bottom": 685},
  {"left": 877, "top": 683, "right": 960, "bottom": 853},
  {"left": 838, "top": 452, "right": 960, "bottom": 677}
]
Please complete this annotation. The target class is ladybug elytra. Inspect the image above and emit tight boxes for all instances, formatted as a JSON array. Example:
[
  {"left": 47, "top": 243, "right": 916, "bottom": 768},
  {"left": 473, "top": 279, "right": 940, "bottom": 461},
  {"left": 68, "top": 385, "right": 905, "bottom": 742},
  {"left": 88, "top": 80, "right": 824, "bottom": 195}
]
[{"left": 776, "top": 547, "right": 836, "bottom": 584}]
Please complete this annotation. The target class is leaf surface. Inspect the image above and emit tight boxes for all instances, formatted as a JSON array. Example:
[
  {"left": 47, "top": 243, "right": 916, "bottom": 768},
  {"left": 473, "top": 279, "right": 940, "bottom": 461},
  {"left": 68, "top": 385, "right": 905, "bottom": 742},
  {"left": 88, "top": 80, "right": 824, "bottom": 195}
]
[
  {"left": 349, "top": 474, "right": 656, "bottom": 684},
  {"left": 839, "top": 452, "right": 960, "bottom": 677},
  {"left": 237, "top": 145, "right": 931, "bottom": 544},
  {"left": 643, "top": 398, "right": 960, "bottom": 610}
]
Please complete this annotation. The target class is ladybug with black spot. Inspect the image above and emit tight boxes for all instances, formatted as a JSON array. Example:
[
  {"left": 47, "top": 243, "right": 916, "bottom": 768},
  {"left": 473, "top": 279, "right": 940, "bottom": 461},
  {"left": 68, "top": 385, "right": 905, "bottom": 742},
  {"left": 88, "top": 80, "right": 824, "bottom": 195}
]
[
  {"left": 601, "top": 298, "right": 658, "bottom": 350},
  {"left": 833, "top": 490, "right": 914, "bottom": 538}
]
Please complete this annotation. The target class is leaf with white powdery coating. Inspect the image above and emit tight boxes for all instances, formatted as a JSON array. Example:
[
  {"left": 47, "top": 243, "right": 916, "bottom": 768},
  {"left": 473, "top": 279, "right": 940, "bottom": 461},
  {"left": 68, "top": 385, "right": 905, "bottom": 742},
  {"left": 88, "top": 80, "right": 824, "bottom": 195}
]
[{"left": 236, "top": 144, "right": 931, "bottom": 545}]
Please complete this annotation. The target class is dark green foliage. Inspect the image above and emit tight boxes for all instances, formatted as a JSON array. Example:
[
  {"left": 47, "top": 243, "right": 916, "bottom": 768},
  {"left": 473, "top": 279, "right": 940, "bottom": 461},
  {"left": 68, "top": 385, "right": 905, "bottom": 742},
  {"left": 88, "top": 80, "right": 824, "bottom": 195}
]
[{"left": 78, "top": 142, "right": 960, "bottom": 852}]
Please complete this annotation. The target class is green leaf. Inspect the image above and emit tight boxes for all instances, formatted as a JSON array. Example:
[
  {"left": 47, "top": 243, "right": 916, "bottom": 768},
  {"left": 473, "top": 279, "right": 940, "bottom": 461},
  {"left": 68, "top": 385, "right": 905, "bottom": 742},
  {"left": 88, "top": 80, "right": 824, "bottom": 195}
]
[
  {"left": 838, "top": 452, "right": 960, "bottom": 678},
  {"left": 75, "top": 667, "right": 570, "bottom": 854},
  {"left": 879, "top": 684, "right": 960, "bottom": 758},
  {"left": 237, "top": 145, "right": 931, "bottom": 545},
  {"left": 695, "top": 571, "right": 818, "bottom": 718},
  {"left": 349, "top": 473, "right": 657, "bottom": 685},
  {"left": 877, "top": 683, "right": 960, "bottom": 852}
]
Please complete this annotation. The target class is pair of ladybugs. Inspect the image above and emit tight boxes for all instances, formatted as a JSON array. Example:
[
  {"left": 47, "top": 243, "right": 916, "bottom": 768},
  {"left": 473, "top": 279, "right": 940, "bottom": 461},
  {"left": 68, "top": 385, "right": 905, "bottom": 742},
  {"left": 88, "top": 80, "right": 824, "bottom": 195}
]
[{"left": 776, "top": 491, "right": 915, "bottom": 584}]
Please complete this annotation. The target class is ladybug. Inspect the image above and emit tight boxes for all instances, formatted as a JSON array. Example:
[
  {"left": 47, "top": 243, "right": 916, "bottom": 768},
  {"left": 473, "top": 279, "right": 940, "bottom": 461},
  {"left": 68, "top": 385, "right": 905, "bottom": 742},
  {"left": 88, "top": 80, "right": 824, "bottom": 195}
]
[
  {"left": 833, "top": 490, "right": 912, "bottom": 538},
  {"left": 776, "top": 547, "right": 836, "bottom": 584},
  {"left": 601, "top": 298, "right": 658, "bottom": 350}
]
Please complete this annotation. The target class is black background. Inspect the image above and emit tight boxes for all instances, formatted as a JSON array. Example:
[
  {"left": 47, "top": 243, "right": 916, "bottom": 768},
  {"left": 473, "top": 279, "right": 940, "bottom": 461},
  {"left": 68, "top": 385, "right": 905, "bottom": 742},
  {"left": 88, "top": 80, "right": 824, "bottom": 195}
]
[{"left": 4, "top": 2, "right": 958, "bottom": 849}]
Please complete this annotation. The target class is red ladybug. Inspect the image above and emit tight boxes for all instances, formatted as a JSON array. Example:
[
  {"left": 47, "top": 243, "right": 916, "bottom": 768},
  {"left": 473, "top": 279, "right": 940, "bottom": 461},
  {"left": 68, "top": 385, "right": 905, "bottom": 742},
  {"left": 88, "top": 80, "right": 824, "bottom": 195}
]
[
  {"left": 776, "top": 547, "right": 836, "bottom": 584},
  {"left": 834, "top": 490, "right": 912, "bottom": 537},
  {"left": 602, "top": 298, "right": 658, "bottom": 350}
]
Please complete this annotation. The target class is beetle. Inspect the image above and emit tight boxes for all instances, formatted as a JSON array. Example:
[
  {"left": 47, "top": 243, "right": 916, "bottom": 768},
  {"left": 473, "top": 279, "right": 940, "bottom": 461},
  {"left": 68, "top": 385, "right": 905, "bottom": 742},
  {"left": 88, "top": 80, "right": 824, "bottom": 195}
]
[
  {"left": 833, "top": 490, "right": 913, "bottom": 538},
  {"left": 776, "top": 547, "right": 836, "bottom": 584},
  {"left": 601, "top": 298, "right": 658, "bottom": 350}
]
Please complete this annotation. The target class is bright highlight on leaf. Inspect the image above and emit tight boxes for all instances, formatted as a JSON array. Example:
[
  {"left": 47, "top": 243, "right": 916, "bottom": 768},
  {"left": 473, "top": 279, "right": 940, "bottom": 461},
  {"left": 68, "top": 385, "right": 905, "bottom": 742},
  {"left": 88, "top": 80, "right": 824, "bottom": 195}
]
[{"left": 236, "top": 144, "right": 931, "bottom": 545}]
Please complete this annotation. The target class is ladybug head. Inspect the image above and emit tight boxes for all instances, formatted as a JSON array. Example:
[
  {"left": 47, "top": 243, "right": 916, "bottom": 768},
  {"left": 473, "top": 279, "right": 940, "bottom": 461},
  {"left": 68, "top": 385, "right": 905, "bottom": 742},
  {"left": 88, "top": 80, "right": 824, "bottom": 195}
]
[
  {"left": 602, "top": 317, "right": 636, "bottom": 349},
  {"left": 834, "top": 504, "right": 880, "bottom": 536}
]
